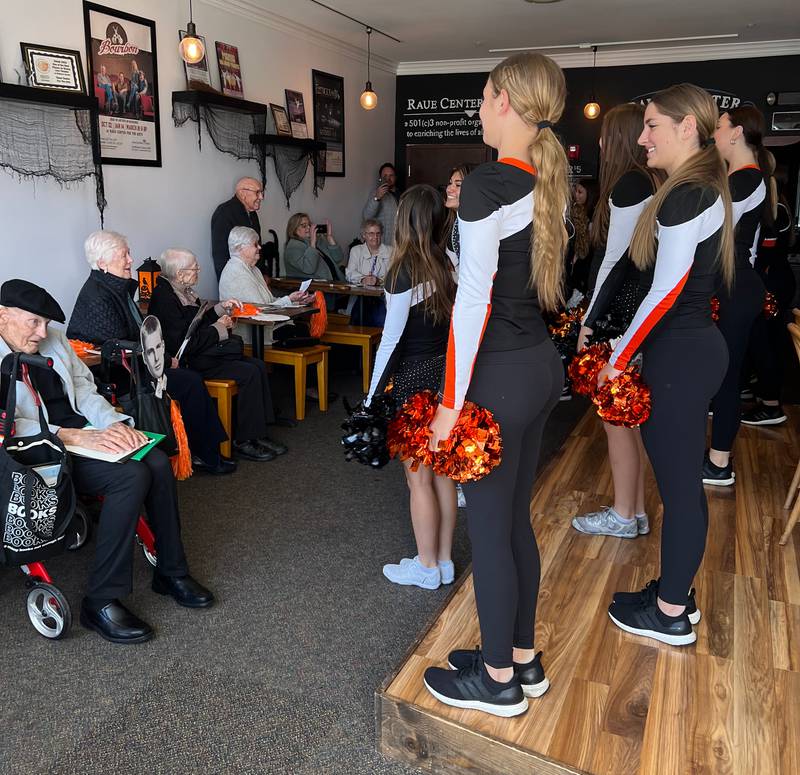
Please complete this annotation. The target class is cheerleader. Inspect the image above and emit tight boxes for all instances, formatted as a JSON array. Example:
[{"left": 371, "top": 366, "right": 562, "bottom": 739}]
[
  {"left": 603, "top": 84, "right": 733, "bottom": 646},
  {"left": 365, "top": 185, "right": 458, "bottom": 590},
  {"left": 704, "top": 106, "right": 772, "bottom": 485},
  {"left": 424, "top": 53, "right": 569, "bottom": 717},
  {"left": 573, "top": 103, "right": 661, "bottom": 539}
]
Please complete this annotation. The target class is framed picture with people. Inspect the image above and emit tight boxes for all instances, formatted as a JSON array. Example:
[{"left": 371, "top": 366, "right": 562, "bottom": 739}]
[
  {"left": 215, "top": 41, "right": 244, "bottom": 98},
  {"left": 83, "top": 2, "right": 162, "bottom": 166},
  {"left": 312, "top": 69, "right": 345, "bottom": 176},
  {"left": 284, "top": 89, "right": 308, "bottom": 138}
]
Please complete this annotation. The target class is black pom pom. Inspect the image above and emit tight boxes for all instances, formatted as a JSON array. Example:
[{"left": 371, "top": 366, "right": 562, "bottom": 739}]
[{"left": 340, "top": 393, "right": 396, "bottom": 469}]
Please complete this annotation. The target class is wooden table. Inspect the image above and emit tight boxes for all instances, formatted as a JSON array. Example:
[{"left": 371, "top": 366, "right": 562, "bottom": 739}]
[
  {"left": 237, "top": 303, "right": 318, "bottom": 358},
  {"left": 269, "top": 277, "right": 384, "bottom": 298}
]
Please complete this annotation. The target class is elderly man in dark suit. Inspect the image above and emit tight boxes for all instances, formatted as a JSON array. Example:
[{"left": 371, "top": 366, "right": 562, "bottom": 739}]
[{"left": 211, "top": 177, "right": 265, "bottom": 279}]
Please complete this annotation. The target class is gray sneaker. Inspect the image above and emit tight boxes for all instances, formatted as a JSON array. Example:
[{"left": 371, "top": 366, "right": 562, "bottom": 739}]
[
  {"left": 572, "top": 507, "right": 638, "bottom": 538},
  {"left": 635, "top": 513, "right": 650, "bottom": 535}
]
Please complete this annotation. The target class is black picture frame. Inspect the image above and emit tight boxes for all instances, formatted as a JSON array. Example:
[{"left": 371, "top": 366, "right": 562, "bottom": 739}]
[
  {"left": 270, "top": 103, "right": 292, "bottom": 137},
  {"left": 312, "top": 69, "right": 345, "bottom": 177},
  {"left": 284, "top": 88, "right": 308, "bottom": 139},
  {"left": 20, "top": 43, "right": 87, "bottom": 93},
  {"left": 83, "top": 2, "right": 162, "bottom": 167}
]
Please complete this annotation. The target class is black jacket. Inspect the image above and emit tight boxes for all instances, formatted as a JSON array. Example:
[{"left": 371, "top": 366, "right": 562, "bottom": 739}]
[
  {"left": 210, "top": 195, "right": 262, "bottom": 279},
  {"left": 67, "top": 270, "right": 141, "bottom": 344}
]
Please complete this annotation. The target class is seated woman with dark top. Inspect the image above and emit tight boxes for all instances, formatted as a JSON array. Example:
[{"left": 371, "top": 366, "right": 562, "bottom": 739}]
[
  {"left": 67, "top": 230, "right": 233, "bottom": 475},
  {"left": 147, "top": 248, "right": 286, "bottom": 462}
]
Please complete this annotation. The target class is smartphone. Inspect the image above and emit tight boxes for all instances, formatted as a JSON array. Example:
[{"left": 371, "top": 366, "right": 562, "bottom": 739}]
[{"left": 316, "top": 224, "right": 327, "bottom": 234}]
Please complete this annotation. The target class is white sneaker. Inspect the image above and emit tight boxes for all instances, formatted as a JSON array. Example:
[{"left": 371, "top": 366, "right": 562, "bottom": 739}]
[
  {"left": 456, "top": 484, "right": 466, "bottom": 508},
  {"left": 635, "top": 513, "right": 650, "bottom": 535},
  {"left": 572, "top": 507, "right": 638, "bottom": 538},
  {"left": 384, "top": 556, "right": 441, "bottom": 589},
  {"left": 399, "top": 556, "right": 454, "bottom": 585}
]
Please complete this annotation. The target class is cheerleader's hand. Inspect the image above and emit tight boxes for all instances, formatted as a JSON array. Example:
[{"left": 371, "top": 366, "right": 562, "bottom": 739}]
[
  {"left": 577, "top": 325, "right": 593, "bottom": 352},
  {"left": 429, "top": 404, "right": 460, "bottom": 452},
  {"left": 597, "top": 362, "right": 622, "bottom": 387}
]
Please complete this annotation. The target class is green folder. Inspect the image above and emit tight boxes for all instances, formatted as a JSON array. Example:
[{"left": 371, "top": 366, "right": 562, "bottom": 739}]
[{"left": 131, "top": 431, "right": 166, "bottom": 461}]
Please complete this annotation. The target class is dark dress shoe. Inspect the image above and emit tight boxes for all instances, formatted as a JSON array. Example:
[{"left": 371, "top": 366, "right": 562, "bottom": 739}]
[
  {"left": 258, "top": 437, "right": 288, "bottom": 456},
  {"left": 152, "top": 574, "right": 215, "bottom": 608},
  {"left": 192, "top": 456, "right": 237, "bottom": 475},
  {"left": 233, "top": 439, "right": 276, "bottom": 461},
  {"left": 80, "top": 598, "right": 154, "bottom": 644}
]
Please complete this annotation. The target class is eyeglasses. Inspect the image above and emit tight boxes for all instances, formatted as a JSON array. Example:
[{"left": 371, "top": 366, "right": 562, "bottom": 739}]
[
  {"left": 241, "top": 188, "right": 264, "bottom": 197},
  {"left": 183, "top": 265, "right": 200, "bottom": 273},
  {"left": 298, "top": 221, "right": 312, "bottom": 228},
  {"left": 364, "top": 231, "right": 382, "bottom": 237}
]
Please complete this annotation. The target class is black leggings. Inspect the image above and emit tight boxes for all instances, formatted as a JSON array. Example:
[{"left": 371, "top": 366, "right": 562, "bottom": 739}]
[
  {"left": 710, "top": 269, "right": 765, "bottom": 451},
  {"left": 641, "top": 326, "right": 728, "bottom": 605},
  {"left": 461, "top": 339, "right": 563, "bottom": 669}
]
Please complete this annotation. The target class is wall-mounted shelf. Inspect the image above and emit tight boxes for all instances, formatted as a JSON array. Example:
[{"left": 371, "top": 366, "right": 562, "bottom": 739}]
[{"left": 0, "top": 83, "right": 105, "bottom": 221}]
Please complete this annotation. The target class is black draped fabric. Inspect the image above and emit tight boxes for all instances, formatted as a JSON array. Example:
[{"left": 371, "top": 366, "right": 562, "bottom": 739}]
[{"left": 0, "top": 92, "right": 106, "bottom": 222}]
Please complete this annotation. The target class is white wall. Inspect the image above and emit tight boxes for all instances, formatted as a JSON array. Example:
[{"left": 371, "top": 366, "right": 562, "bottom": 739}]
[{"left": 0, "top": 0, "right": 396, "bottom": 315}]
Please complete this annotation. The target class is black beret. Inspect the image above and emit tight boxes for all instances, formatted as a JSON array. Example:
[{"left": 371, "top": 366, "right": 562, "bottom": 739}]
[{"left": 0, "top": 279, "right": 65, "bottom": 324}]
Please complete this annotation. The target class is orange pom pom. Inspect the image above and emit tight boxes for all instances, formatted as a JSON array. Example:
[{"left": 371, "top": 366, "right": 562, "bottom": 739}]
[
  {"left": 68, "top": 339, "right": 96, "bottom": 357},
  {"left": 593, "top": 367, "right": 652, "bottom": 428},
  {"left": 432, "top": 401, "right": 502, "bottom": 483},
  {"left": 309, "top": 291, "right": 328, "bottom": 339},
  {"left": 763, "top": 291, "right": 779, "bottom": 319},
  {"left": 710, "top": 296, "right": 720, "bottom": 322},
  {"left": 169, "top": 400, "right": 193, "bottom": 480},
  {"left": 567, "top": 342, "right": 611, "bottom": 397},
  {"left": 231, "top": 303, "right": 261, "bottom": 318},
  {"left": 386, "top": 390, "right": 437, "bottom": 471}
]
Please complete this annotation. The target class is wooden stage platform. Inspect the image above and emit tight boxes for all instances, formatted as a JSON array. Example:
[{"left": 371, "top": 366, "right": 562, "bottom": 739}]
[{"left": 377, "top": 408, "right": 800, "bottom": 775}]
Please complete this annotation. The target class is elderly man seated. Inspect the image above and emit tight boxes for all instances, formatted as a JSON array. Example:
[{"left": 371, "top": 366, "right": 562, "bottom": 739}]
[{"left": 0, "top": 280, "right": 213, "bottom": 644}]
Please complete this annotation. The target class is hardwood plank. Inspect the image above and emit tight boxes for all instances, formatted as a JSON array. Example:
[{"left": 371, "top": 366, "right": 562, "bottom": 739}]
[
  {"left": 695, "top": 570, "right": 735, "bottom": 660},
  {"left": 774, "top": 669, "right": 800, "bottom": 775},
  {"left": 601, "top": 641, "right": 658, "bottom": 740},
  {"left": 689, "top": 654, "right": 734, "bottom": 775},
  {"left": 590, "top": 731, "right": 641, "bottom": 775},
  {"left": 769, "top": 600, "right": 800, "bottom": 673},
  {"left": 548, "top": 679, "right": 609, "bottom": 771},
  {"left": 733, "top": 575, "right": 780, "bottom": 775}
]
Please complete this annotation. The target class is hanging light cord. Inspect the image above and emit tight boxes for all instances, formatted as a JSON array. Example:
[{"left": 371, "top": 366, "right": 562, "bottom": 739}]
[
  {"left": 591, "top": 45, "right": 597, "bottom": 98},
  {"left": 189, "top": 0, "right": 194, "bottom": 24},
  {"left": 366, "top": 27, "right": 372, "bottom": 81},
  {"left": 307, "top": 0, "right": 402, "bottom": 43}
]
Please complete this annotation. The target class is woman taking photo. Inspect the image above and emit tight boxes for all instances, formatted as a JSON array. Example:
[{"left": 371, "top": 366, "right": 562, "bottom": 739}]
[
  {"left": 282, "top": 213, "right": 345, "bottom": 281},
  {"left": 603, "top": 84, "right": 733, "bottom": 646},
  {"left": 425, "top": 52, "right": 569, "bottom": 717},
  {"left": 703, "top": 106, "right": 771, "bottom": 485},
  {"left": 365, "top": 185, "right": 457, "bottom": 591},
  {"left": 572, "top": 103, "right": 661, "bottom": 539}
]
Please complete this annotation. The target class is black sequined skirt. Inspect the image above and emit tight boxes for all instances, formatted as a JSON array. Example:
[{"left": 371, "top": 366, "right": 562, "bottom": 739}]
[{"left": 391, "top": 354, "right": 446, "bottom": 408}]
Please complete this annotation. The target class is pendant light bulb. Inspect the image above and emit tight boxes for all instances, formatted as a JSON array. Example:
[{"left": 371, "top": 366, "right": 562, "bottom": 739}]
[
  {"left": 361, "top": 27, "right": 378, "bottom": 111},
  {"left": 583, "top": 45, "right": 600, "bottom": 120},
  {"left": 179, "top": 2, "right": 205, "bottom": 65}
]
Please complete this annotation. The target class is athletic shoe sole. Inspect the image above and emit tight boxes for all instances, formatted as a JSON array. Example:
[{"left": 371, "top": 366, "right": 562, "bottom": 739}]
[
  {"left": 382, "top": 569, "right": 440, "bottom": 590},
  {"left": 702, "top": 474, "right": 735, "bottom": 486},
  {"left": 571, "top": 518, "right": 638, "bottom": 539},
  {"left": 741, "top": 416, "right": 787, "bottom": 426},
  {"left": 688, "top": 609, "right": 701, "bottom": 626},
  {"left": 423, "top": 678, "right": 529, "bottom": 717},
  {"left": 607, "top": 610, "right": 696, "bottom": 646},
  {"left": 446, "top": 663, "right": 550, "bottom": 698}
]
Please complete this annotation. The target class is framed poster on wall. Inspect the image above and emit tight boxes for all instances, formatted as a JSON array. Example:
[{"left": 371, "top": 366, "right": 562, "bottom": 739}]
[
  {"left": 312, "top": 69, "right": 345, "bottom": 176},
  {"left": 83, "top": 2, "right": 162, "bottom": 166}
]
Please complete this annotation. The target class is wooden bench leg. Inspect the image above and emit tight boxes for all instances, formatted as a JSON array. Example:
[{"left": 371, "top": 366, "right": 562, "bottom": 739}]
[
  {"left": 781, "top": 492, "right": 800, "bottom": 545},
  {"left": 361, "top": 342, "right": 371, "bottom": 394},
  {"left": 294, "top": 358, "right": 307, "bottom": 421},
  {"left": 784, "top": 458, "right": 800, "bottom": 510},
  {"left": 318, "top": 353, "right": 329, "bottom": 413}
]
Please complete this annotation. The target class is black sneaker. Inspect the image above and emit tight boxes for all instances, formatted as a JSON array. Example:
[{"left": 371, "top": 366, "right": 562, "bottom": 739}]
[
  {"left": 447, "top": 647, "right": 549, "bottom": 698},
  {"left": 608, "top": 598, "right": 696, "bottom": 646},
  {"left": 741, "top": 404, "right": 787, "bottom": 426},
  {"left": 613, "top": 578, "right": 701, "bottom": 625},
  {"left": 423, "top": 652, "right": 528, "bottom": 717},
  {"left": 702, "top": 452, "right": 735, "bottom": 486},
  {"left": 739, "top": 387, "right": 754, "bottom": 401},
  {"left": 559, "top": 384, "right": 572, "bottom": 402}
]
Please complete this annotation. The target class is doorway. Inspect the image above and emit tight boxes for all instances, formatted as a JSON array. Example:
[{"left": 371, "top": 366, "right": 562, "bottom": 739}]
[{"left": 405, "top": 143, "right": 494, "bottom": 191}]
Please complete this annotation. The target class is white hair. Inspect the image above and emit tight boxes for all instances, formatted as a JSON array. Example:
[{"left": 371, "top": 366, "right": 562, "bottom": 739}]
[
  {"left": 84, "top": 230, "right": 128, "bottom": 270},
  {"left": 159, "top": 248, "right": 197, "bottom": 279},
  {"left": 228, "top": 226, "right": 259, "bottom": 259}
]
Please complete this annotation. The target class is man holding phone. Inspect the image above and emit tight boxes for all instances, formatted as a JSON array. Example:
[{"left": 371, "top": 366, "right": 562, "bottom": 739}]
[{"left": 362, "top": 162, "right": 399, "bottom": 246}]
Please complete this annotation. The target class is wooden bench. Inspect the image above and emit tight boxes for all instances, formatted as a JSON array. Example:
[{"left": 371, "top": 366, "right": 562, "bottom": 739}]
[
  {"left": 321, "top": 325, "right": 382, "bottom": 393},
  {"left": 261, "top": 344, "right": 330, "bottom": 421},
  {"left": 203, "top": 379, "right": 238, "bottom": 458}
]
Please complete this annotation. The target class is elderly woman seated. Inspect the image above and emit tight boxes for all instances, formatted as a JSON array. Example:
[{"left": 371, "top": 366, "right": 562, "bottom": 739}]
[
  {"left": 219, "top": 226, "right": 313, "bottom": 345},
  {"left": 282, "top": 213, "right": 345, "bottom": 281},
  {"left": 147, "top": 248, "right": 286, "bottom": 462},
  {"left": 67, "top": 230, "right": 233, "bottom": 475}
]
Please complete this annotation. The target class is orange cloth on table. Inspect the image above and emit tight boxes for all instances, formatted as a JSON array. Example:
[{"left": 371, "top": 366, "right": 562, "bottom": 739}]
[
  {"left": 169, "top": 400, "right": 193, "bottom": 480},
  {"left": 231, "top": 303, "right": 261, "bottom": 319},
  {"left": 309, "top": 291, "right": 328, "bottom": 338}
]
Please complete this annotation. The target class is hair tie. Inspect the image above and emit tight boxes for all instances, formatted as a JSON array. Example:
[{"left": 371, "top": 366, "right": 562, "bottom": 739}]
[
  {"left": 701, "top": 137, "right": 716, "bottom": 148},
  {"left": 536, "top": 120, "right": 553, "bottom": 130}
]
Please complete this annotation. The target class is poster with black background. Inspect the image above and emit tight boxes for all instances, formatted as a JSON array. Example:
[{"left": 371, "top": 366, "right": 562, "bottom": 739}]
[{"left": 312, "top": 69, "right": 345, "bottom": 176}]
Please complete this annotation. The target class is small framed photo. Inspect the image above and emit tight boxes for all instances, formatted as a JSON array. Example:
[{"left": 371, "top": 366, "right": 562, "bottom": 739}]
[
  {"left": 284, "top": 89, "right": 308, "bottom": 139},
  {"left": 270, "top": 103, "right": 292, "bottom": 137},
  {"left": 20, "top": 42, "right": 86, "bottom": 93},
  {"left": 215, "top": 41, "right": 243, "bottom": 98},
  {"left": 178, "top": 30, "right": 211, "bottom": 88}
]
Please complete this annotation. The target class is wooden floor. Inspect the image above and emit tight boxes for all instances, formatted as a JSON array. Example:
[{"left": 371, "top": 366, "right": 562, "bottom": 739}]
[{"left": 377, "top": 407, "right": 800, "bottom": 775}]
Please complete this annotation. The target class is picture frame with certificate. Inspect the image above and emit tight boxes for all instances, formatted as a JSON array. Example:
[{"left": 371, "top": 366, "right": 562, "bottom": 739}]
[
  {"left": 20, "top": 43, "right": 86, "bottom": 93},
  {"left": 284, "top": 89, "right": 308, "bottom": 139},
  {"left": 270, "top": 103, "right": 292, "bottom": 137},
  {"left": 178, "top": 30, "right": 211, "bottom": 88},
  {"left": 312, "top": 70, "right": 344, "bottom": 176}
]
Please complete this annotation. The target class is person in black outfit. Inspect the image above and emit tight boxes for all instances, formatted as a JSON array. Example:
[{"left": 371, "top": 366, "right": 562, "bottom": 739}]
[
  {"left": 67, "top": 230, "right": 233, "bottom": 475},
  {"left": 703, "top": 106, "right": 773, "bottom": 485},
  {"left": 147, "top": 248, "right": 285, "bottom": 462},
  {"left": 211, "top": 177, "right": 265, "bottom": 279},
  {"left": 0, "top": 279, "right": 214, "bottom": 645},
  {"left": 425, "top": 53, "right": 570, "bottom": 718},
  {"left": 601, "top": 84, "right": 734, "bottom": 646}
]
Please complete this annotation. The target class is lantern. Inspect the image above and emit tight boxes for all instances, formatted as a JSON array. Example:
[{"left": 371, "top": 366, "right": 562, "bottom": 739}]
[{"left": 137, "top": 257, "right": 161, "bottom": 302}]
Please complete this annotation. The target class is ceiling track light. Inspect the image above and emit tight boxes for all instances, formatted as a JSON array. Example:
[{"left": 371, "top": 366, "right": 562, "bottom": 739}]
[
  {"left": 489, "top": 33, "right": 738, "bottom": 54},
  {"left": 360, "top": 27, "right": 378, "bottom": 111},
  {"left": 179, "top": 0, "right": 205, "bottom": 65}
]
